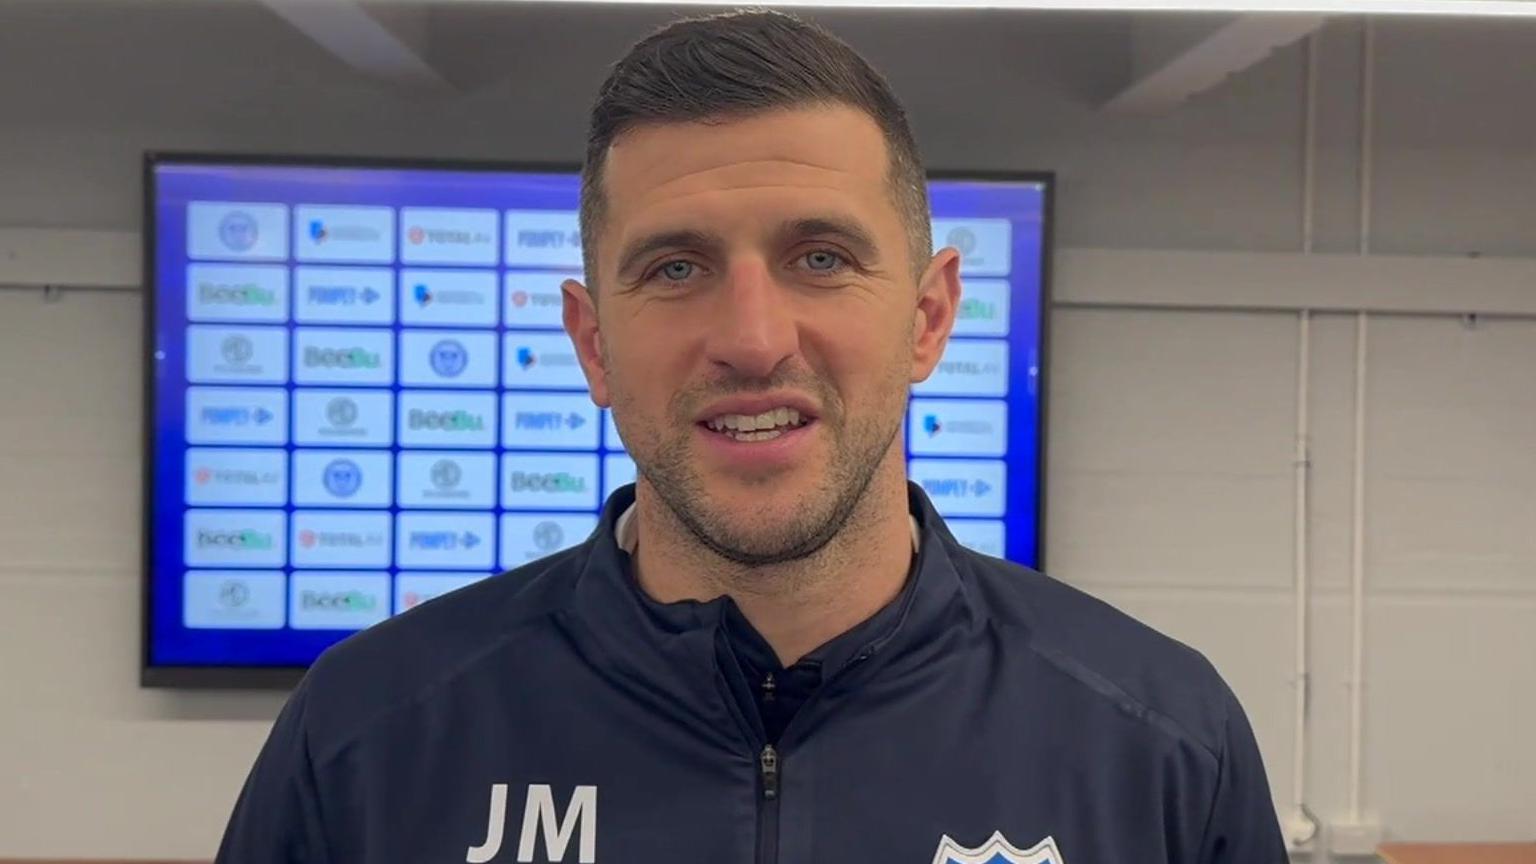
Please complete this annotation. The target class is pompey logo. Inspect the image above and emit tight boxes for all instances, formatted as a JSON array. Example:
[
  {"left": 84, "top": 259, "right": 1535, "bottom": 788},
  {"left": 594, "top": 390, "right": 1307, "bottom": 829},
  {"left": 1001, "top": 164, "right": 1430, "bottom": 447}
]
[
  {"left": 932, "top": 832, "right": 1065, "bottom": 864},
  {"left": 429, "top": 339, "right": 469, "bottom": 378},
  {"left": 322, "top": 458, "right": 363, "bottom": 498},
  {"left": 219, "top": 211, "right": 260, "bottom": 252}
]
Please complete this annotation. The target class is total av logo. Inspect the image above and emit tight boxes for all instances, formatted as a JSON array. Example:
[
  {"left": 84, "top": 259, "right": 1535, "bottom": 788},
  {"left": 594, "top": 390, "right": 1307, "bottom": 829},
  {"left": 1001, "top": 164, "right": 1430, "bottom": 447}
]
[
  {"left": 504, "top": 272, "right": 567, "bottom": 328},
  {"left": 297, "top": 528, "right": 385, "bottom": 550},
  {"left": 467, "top": 784, "right": 596, "bottom": 864},
  {"left": 193, "top": 465, "right": 279, "bottom": 486},
  {"left": 407, "top": 225, "right": 491, "bottom": 246},
  {"left": 290, "top": 511, "right": 392, "bottom": 567}
]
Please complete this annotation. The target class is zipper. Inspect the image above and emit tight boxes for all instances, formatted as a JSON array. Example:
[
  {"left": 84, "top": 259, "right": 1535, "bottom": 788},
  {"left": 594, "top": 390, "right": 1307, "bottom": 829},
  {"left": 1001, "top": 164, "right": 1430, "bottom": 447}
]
[{"left": 757, "top": 744, "right": 781, "bottom": 863}]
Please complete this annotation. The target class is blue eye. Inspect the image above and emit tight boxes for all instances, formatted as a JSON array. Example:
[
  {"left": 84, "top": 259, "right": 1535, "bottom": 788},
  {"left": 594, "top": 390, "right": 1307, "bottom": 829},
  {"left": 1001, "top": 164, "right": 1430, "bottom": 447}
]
[
  {"left": 658, "top": 260, "right": 694, "bottom": 281},
  {"left": 803, "top": 250, "right": 844, "bottom": 272}
]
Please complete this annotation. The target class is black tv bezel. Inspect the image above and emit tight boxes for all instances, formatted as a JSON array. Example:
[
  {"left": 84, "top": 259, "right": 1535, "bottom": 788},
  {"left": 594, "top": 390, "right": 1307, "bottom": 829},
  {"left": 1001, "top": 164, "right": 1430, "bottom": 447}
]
[{"left": 140, "top": 151, "right": 1055, "bottom": 690}]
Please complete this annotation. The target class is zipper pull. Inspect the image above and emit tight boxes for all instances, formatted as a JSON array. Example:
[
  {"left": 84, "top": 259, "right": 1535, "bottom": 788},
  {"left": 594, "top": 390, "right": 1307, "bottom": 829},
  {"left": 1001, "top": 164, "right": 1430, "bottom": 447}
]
[
  {"left": 760, "top": 745, "right": 780, "bottom": 800},
  {"left": 761, "top": 672, "right": 777, "bottom": 703}
]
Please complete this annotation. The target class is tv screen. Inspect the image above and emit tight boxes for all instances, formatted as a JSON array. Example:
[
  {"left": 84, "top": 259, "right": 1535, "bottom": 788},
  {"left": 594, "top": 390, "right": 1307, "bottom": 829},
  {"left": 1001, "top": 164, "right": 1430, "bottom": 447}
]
[{"left": 142, "top": 155, "right": 1052, "bottom": 687}]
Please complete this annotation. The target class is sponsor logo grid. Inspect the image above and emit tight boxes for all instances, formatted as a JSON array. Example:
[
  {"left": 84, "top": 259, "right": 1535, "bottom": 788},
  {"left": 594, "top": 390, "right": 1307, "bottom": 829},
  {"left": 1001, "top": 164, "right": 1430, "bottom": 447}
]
[{"left": 173, "top": 201, "right": 1023, "bottom": 632}]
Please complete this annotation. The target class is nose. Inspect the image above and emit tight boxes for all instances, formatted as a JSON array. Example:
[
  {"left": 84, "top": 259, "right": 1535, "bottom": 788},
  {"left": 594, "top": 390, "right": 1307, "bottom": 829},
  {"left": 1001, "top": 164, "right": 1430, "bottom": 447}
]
[{"left": 701, "top": 255, "right": 799, "bottom": 380}]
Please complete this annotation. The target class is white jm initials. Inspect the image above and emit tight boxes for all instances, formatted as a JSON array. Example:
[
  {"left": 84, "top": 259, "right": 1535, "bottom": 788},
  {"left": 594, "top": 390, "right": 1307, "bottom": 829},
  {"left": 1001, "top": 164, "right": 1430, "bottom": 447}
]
[{"left": 465, "top": 784, "right": 597, "bottom": 863}]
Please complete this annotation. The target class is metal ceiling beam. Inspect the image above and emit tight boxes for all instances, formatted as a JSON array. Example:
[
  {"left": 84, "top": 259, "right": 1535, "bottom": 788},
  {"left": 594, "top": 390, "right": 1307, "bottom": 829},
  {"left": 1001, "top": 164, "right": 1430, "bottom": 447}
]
[
  {"left": 1105, "top": 13, "right": 1326, "bottom": 112},
  {"left": 261, "top": 0, "right": 451, "bottom": 90}
]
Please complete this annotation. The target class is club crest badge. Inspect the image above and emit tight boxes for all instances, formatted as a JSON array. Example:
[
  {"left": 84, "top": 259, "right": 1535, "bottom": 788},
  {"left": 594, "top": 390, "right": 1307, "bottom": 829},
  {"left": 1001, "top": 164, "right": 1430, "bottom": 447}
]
[{"left": 931, "top": 831, "right": 1066, "bottom": 864}]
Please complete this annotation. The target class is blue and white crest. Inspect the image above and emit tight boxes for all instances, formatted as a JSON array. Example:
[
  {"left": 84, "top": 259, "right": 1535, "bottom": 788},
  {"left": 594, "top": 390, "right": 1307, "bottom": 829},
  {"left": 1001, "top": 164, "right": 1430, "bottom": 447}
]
[{"left": 931, "top": 831, "right": 1066, "bottom": 864}]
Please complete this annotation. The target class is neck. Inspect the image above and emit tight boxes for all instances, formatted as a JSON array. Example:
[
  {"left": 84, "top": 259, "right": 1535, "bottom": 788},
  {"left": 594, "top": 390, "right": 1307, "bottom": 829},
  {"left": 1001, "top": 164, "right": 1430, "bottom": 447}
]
[{"left": 631, "top": 455, "right": 914, "bottom": 666}]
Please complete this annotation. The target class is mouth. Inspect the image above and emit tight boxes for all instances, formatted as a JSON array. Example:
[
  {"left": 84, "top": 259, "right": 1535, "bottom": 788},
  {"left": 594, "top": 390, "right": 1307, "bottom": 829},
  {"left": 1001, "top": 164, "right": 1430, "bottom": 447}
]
[{"left": 699, "top": 406, "right": 815, "bottom": 443}]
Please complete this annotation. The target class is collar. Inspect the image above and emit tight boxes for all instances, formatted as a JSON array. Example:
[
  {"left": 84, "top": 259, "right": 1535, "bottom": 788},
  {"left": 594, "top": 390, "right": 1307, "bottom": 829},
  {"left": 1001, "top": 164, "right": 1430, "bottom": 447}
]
[
  {"left": 613, "top": 501, "right": 922, "bottom": 555},
  {"left": 566, "top": 483, "right": 981, "bottom": 743}
]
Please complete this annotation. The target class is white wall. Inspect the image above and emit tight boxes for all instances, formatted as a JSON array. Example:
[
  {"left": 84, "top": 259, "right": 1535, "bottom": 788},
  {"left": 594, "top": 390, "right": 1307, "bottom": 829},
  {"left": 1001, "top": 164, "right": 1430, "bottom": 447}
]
[{"left": 0, "top": 4, "right": 1533, "bottom": 859}]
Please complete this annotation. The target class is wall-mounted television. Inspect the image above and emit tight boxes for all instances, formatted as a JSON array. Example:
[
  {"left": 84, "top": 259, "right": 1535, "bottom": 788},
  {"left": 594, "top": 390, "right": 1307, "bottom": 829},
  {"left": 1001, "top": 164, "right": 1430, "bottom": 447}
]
[{"left": 142, "top": 154, "right": 1053, "bottom": 688}]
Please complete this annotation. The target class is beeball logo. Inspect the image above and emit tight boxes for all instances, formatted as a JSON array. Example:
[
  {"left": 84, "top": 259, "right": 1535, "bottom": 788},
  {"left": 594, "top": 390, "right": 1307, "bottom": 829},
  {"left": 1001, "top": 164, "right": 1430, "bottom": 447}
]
[
  {"left": 300, "top": 590, "right": 378, "bottom": 612},
  {"left": 198, "top": 280, "right": 276, "bottom": 308},
  {"left": 219, "top": 211, "right": 260, "bottom": 252},
  {"left": 196, "top": 528, "right": 274, "bottom": 550},
  {"left": 305, "top": 345, "right": 381, "bottom": 369},
  {"left": 407, "top": 408, "right": 486, "bottom": 432},
  {"left": 322, "top": 458, "right": 364, "bottom": 498},
  {"left": 408, "top": 530, "right": 482, "bottom": 551},
  {"left": 429, "top": 339, "right": 470, "bottom": 378},
  {"left": 958, "top": 297, "right": 1000, "bottom": 323},
  {"left": 508, "top": 471, "right": 587, "bottom": 494}
]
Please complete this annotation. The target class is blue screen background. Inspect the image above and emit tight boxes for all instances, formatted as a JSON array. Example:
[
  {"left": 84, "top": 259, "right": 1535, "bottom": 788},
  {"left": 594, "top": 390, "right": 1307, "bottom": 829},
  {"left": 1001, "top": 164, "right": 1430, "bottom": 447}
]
[{"left": 147, "top": 161, "right": 1047, "bottom": 669}]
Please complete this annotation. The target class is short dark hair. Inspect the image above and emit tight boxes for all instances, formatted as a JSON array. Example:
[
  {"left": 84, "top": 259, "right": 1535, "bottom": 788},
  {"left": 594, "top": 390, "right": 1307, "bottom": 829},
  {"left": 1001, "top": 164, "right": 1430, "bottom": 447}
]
[{"left": 579, "top": 10, "right": 931, "bottom": 289}]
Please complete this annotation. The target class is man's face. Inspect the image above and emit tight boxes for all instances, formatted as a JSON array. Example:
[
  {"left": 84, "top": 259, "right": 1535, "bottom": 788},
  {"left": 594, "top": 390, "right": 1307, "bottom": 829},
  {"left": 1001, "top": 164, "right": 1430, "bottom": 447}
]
[{"left": 564, "top": 105, "right": 958, "bottom": 565}]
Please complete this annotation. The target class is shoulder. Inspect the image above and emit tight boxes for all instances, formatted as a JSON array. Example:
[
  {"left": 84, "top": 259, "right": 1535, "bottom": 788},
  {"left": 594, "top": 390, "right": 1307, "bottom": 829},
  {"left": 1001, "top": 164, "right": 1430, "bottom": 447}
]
[
  {"left": 954, "top": 543, "right": 1235, "bottom": 761},
  {"left": 297, "top": 543, "right": 591, "bottom": 762}
]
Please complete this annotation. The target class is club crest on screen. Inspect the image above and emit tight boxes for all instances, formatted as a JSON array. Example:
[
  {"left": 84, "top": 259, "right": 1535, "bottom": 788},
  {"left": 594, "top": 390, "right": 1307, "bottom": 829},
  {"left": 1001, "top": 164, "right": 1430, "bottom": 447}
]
[{"left": 931, "top": 831, "right": 1065, "bottom": 864}]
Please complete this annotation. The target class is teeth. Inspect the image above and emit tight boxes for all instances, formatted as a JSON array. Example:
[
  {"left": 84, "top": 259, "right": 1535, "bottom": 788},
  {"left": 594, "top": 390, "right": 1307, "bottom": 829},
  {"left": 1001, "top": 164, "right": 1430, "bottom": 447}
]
[{"left": 704, "top": 407, "right": 806, "bottom": 437}]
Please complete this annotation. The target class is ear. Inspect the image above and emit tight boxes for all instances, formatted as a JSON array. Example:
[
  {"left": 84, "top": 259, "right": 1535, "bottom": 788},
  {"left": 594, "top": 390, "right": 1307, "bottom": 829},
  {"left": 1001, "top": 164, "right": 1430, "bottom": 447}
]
[
  {"left": 909, "top": 247, "right": 962, "bottom": 384},
  {"left": 562, "top": 278, "right": 611, "bottom": 407}
]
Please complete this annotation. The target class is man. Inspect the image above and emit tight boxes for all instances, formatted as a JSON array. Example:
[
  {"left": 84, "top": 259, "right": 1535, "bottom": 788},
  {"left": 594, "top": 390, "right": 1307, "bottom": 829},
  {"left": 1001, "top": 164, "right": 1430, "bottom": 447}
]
[{"left": 218, "top": 11, "right": 1287, "bottom": 864}]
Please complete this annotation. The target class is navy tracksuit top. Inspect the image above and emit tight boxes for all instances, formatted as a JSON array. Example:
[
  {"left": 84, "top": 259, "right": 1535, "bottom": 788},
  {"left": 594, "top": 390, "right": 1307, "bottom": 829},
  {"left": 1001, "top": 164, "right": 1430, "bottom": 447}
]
[{"left": 216, "top": 483, "right": 1288, "bottom": 864}]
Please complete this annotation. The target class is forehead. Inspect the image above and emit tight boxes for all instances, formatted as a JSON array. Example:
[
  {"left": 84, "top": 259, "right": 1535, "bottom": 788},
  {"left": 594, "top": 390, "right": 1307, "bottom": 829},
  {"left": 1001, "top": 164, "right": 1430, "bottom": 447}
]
[{"left": 598, "top": 105, "right": 897, "bottom": 239}]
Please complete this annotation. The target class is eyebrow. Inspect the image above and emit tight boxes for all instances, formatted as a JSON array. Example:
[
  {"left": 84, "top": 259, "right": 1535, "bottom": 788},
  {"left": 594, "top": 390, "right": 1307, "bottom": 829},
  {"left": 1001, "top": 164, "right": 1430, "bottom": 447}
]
[
  {"left": 613, "top": 216, "right": 883, "bottom": 279},
  {"left": 616, "top": 229, "right": 724, "bottom": 279},
  {"left": 776, "top": 217, "right": 880, "bottom": 262}
]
